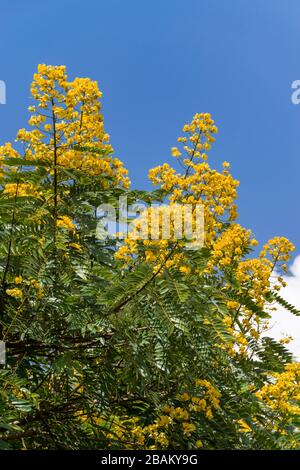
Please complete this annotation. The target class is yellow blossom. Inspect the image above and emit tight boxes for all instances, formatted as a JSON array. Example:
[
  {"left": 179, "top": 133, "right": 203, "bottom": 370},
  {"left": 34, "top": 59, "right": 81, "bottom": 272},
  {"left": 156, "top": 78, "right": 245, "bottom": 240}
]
[
  {"left": 171, "top": 147, "right": 182, "bottom": 157},
  {"left": 6, "top": 288, "right": 23, "bottom": 298},
  {"left": 57, "top": 215, "right": 75, "bottom": 231},
  {"left": 182, "top": 422, "right": 196, "bottom": 435}
]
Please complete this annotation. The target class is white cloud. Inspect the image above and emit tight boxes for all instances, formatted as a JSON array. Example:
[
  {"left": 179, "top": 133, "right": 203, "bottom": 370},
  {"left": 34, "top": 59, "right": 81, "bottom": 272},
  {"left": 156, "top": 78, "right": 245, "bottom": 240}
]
[{"left": 267, "top": 255, "right": 300, "bottom": 360}]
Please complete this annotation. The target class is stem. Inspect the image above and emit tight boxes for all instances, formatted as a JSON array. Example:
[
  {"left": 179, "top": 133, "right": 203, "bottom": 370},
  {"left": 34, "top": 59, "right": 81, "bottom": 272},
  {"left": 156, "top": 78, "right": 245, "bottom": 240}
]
[
  {"left": 51, "top": 99, "right": 58, "bottom": 245},
  {"left": 0, "top": 179, "right": 21, "bottom": 339}
]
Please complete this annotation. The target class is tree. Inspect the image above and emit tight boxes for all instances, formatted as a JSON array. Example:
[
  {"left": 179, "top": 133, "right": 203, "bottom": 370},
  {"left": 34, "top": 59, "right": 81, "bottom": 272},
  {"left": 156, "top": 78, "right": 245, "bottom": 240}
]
[{"left": 0, "top": 65, "right": 299, "bottom": 450}]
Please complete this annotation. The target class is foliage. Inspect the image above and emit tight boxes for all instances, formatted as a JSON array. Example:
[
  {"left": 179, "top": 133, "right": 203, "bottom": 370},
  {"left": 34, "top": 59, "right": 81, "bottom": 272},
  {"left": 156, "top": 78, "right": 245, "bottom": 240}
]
[{"left": 0, "top": 65, "right": 299, "bottom": 450}]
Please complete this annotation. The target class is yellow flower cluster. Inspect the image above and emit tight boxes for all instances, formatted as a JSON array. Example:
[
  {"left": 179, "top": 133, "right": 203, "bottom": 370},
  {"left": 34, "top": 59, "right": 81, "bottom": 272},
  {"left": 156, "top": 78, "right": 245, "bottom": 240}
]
[
  {"left": 236, "top": 259, "right": 272, "bottom": 308},
  {"left": 220, "top": 314, "right": 251, "bottom": 357},
  {"left": 131, "top": 420, "right": 169, "bottom": 448},
  {"left": 206, "top": 224, "right": 255, "bottom": 272},
  {"left": 116, "top": 113, "right": 239, "bottom": 269},
  {"left": 6, "top": 288, "right": 23, "bottom": 298},
  {"left": 175, "top": 112, "right": 218, "bottom": 161},
  {"left": 68, "top": 242, "right": 82, "bottom": 251},
  {"left": 162, "top": 405, "right": 190, "bottom": 421},
  {"left": 98, "top": 379, "right": 220, "bottom": 449},
  {"left": 256, "top": 363, "right": 300, "bottom": 417},
  {"left": 15, "top": 64, "right": 130, "bottom": 189},
  {"left": 236, "top": 419, "right": 252, "bottom": 433},
  {"left": 5, "top": 276, "right": 44, "bottom": 301},
  {"left": 57, "top": 215, "right": 75, "bottom": 231},
  {"left": 226, "top": 300, "right": 240, "bottom": 310},
  {"left": 173, "top": 379, "right": 221, "bottom": 421},
  {"left": 97, "top": 415, "right": 170, "bottom": 449},
  {"left": 28, "top": 278, "right": 44, "bottom": 297},
  {"left": 115, "top": 203, "right": 201, "bottom": 271},
  {"left": 0, "top": 142, "right": 20, "bottom": 176},
  {"left": 279, "top": 335, "right": 293, "bottom": 345},
  {"left": 148, "top": 160, "right": 239, "bottom": 235},
  {"left": 214, "top": 236, "right": 295, "bottom": 356},
  {"left": 114, "top": 112, "right": 296, "bottom": 367},
  {"left": 3, "top": 183, "right": 41, "bottom": 198},
  {"left": 0, "top": 142, "right": 20, "bottom": 159},
  {"left": 182, "top": 422, "right": 197, "bottom": 436},
  {"left": 125, "top": 405, "right": 195, "bottom": 449},
  {"left": 260, "top": 236, "right": 295, "bottom": 272},
  {"left": 236, "top": 236, "right": 294, "bottom": 307},
  {"left": 191, "top": 379, "right": 221, "bottom": 419},
  {"left": 129, "top": 379, "right": 220, "bottom": 447}
]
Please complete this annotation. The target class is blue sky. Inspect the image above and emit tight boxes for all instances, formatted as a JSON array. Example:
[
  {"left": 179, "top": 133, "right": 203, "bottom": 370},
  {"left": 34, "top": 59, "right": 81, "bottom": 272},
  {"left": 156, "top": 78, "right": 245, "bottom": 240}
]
[{"left": 0, "top": 0, "right": 300, "bottom": 254}]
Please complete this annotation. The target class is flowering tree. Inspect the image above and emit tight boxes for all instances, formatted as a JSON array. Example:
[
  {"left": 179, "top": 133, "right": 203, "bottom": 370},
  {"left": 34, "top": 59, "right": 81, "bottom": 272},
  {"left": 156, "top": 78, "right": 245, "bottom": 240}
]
[{"left": 0, "top": 65, "right": 299, "bottom": 450}]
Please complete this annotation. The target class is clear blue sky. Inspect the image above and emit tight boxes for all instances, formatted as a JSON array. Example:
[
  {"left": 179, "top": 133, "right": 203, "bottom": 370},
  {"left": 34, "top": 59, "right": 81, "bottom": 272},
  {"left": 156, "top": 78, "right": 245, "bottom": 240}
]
[{"left": 0, "top": 0, "right": 299, "bottom": 254}]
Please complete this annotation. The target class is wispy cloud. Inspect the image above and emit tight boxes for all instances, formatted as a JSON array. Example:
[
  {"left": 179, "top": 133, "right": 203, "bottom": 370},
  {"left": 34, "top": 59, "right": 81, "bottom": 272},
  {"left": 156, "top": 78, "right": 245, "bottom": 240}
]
[{"left": 267, "top": 255, "right": 300, "bottom": 359}]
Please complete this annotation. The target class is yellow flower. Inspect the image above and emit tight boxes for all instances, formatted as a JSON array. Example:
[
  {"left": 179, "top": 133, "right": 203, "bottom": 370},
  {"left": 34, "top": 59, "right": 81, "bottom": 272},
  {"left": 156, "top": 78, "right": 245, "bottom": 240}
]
[
  {"left": 168, "top": 406, "right": 190, "bottom": 421},
  {"left": 157, "top": 415, "right": 170, "bottom": 427},
  {"left": 257, "top": 363, "right": 300, "bottom": 417},
  {"left": 6, "top": 288, "right": 23, "bottom": 298},
  {"left": 171, "top": 147, "right": 182, "bottom": 157},
  {"left": 57, "top": 216, "right": 75, "bottom": 231},
  {"left": 260, "top": 236, "right": 295, "bottom": 271},
  {"left": 226, "top": 300, "right": 240, "bottom": 310},
  {"left": 182, "top": 422, "right": 196, "bottom": 435},
  {"left": 14, "top": 276, "right": 23, "bottom": 284},
  {"left": 30, "top": 279, "right": 40, "bottom": 288},
  {"left": 177, "top": 392, "right": 191, "bottom": 401},
  {"left": 237, "top": 419, "right": 252, "bottom": 433},
  {"left": 68, "top": 242, "right": 82, "bottom": 251},
  {"left": 206, "top": 224, "right": 251, "bottom": 273},
  {"left": 236, "top": 258, "right": 271, "bottom": 307},
  {"left": 179, "top": 266, "right": 191, "bottom": 275},
  {"left": 279, "top": 336, "right": 293, "bottom": 344},
  {"left": 17, "top": 64, "right": 131, "bottom": 189},
  {"left": 3, "top": 183, "right": 40, "bottom": 198}
]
